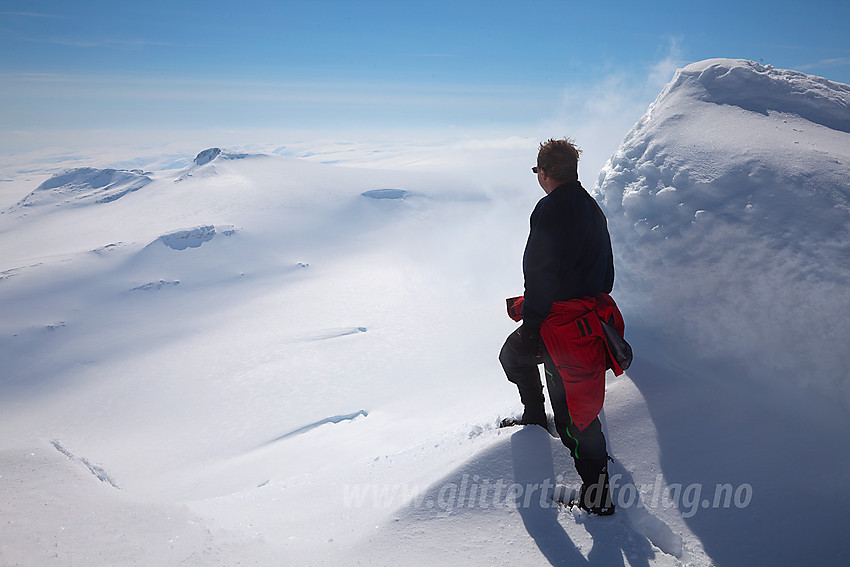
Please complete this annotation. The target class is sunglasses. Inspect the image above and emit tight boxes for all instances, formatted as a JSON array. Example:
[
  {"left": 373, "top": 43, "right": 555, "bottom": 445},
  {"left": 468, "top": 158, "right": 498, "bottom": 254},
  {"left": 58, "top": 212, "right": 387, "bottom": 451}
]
[{"left": 532, "top": 166, "right": 539, "bottom": 174}]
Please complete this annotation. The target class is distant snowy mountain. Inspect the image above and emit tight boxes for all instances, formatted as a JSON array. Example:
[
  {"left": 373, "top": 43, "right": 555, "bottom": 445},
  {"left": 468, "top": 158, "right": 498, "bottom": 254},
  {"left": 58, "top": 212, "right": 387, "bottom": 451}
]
[
  {"left": 0, "top": 59, "right": 848, "bottom": 566},
  {"left": 8, "top": 167, "right": 152, "bottom": 210},
  {"left": 595, "top": 58, "right": 850, "bottom": 403},
  {"left": 174, "top": 146, "right": 265, "bottom": 181}
]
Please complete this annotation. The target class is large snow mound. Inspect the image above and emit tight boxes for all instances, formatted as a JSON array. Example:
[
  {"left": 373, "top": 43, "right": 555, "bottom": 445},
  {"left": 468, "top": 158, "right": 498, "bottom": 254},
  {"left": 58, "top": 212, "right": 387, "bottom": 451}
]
[
  {"left": 671, "top": 59, "right": 850, "bottom": 133},
  {"left": 595, "top": 58, "right": 850, "bottom": 403},
  {"left": 8, "top": 167, "right": 152, "bottom": 210}
]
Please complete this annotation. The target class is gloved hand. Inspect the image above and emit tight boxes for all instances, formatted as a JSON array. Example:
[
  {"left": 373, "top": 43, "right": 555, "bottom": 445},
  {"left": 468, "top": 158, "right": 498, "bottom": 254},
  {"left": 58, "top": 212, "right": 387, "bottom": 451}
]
[{"left": 515, "top": 323, "right": 542, "bottom": 358}]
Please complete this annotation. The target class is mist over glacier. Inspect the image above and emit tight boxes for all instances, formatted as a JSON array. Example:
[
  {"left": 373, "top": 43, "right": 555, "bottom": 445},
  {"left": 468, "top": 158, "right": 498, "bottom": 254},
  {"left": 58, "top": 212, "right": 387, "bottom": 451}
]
[{"left": 1, "top": 59, "right": 848, "bottom": 566}]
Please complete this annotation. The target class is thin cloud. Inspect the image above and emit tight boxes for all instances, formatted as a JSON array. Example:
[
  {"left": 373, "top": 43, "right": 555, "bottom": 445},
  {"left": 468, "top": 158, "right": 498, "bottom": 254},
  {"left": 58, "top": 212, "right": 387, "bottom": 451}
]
[
  {"left": 401, "top": 53, "right": 458, "bottom": 58},
  {"left": 648, "top": 36, "right": 687, "bottom": 89},
  {"left": 1, "top": 71, "right": 550, "bottom": 100},
  {"left": 546, "top": 41, "right": 690, "bottom": 181},
  {"left": 0, "top": 11, "right": 66, "bottom": 18},
  {"left": 797, "top": 57, "right": 850, "bottom": 70},
  {"left": 46, "top": 37, "right": 175, "bottom": 48}
]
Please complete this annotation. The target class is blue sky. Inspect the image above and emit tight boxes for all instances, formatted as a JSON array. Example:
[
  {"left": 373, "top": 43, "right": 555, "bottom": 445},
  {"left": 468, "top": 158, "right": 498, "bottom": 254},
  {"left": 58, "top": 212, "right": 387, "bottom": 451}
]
[{"left": 1, "top": 0, "right": 849, "bottom": 135}]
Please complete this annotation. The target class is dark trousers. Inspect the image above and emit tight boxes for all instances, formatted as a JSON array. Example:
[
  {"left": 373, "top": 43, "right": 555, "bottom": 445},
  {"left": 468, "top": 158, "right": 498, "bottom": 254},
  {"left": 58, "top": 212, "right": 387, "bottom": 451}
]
[{"left": 499, "top": 328, "right": 609, "bottom": 486}]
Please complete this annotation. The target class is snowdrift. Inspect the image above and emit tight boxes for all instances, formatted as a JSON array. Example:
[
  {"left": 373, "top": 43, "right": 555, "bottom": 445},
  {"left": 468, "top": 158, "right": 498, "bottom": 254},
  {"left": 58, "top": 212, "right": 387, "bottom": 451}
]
[
  {"left": 595, "top": 58, "right": 850, "bottom": 404},
  {"left": 592, "top": 58, "right": 850, "bottom": 566}
]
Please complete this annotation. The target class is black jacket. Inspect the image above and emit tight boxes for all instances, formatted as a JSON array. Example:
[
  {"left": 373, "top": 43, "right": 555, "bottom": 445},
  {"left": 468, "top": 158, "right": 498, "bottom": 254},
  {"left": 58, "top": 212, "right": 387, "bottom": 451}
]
[{"left": 521, "top": 181, "right": 615, "bottom": 333}]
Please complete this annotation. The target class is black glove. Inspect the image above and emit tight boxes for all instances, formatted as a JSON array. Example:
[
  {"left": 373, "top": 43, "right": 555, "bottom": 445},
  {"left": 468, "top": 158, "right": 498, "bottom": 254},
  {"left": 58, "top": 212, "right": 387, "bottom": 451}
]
[{"left": 515, "top": 323, "right": 542, "bottom": 358}]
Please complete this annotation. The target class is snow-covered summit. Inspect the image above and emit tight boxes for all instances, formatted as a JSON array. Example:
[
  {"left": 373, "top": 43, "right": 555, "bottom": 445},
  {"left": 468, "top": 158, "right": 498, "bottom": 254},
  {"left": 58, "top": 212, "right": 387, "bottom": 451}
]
[
  {"left": 595, "top": 58, "right": 850, "bottom": 402},
  {"left": 193, "top": 147, "right": 256, "bottom": 166},
  {"left": 175, "top": 147, "right": 265, "bottom": 181},
  {"left": 7, "top": 167, "right": 152, "bottom": 210},
  {"left": 658, "top": 59, "right": 850, "bottom": 132},
  {"left": 194, "top": 147, "right": 222, "bottom": 166}
]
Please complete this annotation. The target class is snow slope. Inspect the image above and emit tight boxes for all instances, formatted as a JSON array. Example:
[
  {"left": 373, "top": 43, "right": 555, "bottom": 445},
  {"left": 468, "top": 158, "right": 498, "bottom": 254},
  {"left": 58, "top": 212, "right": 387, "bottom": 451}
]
[
  {"left": 593, "top": 58, "right": 850, "bottom": 566},
  {"left": 11, "top": 167, "right": 152, "bottom": 209},
  {"left": 596, "top": 58, "right": 850, "bottom": 402},
  {"left": 1, "top": 59, "right": 849, "bottom": 566}
]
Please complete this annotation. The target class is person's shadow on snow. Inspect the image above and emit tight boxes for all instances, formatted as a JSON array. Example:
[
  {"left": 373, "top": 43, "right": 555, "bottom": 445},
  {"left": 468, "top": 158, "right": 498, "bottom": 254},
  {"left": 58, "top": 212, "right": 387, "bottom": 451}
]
[{"left": 510, "top": 426, "right": 655, "bottom": 567}]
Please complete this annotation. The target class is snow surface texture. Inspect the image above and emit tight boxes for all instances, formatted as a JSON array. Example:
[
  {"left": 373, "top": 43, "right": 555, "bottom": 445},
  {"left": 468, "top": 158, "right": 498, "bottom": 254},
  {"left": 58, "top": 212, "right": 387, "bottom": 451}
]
[
  {"left": 595, "top": 59, "right": 850, "bottom": 403},
  {"left": 1, "top": 59, "right": 849, "bottom": 565}
]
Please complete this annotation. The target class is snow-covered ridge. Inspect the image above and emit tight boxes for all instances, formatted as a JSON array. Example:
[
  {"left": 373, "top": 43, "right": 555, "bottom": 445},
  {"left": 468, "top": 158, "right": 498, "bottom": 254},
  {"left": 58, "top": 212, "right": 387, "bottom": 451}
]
[
  {"left": 659, "top": 58, "right": 850, "bottom": 133},
  {"left": 193, "top": 147, "right": 259, "bottom": 166},
  {"left": 175, "top": 147, "right": 266, "bottom": 181},
  {"left": 596, "top": 58, "right": 850, "bottom": 402},
  {"left": 361, "top": 188, "right": 411, "bottom": 200},
  {"left": 150, "top": 224, "right": 237, "bottom": 251},
  {"left": 7, "top": 167, "right": 152, "bottom": 210}
]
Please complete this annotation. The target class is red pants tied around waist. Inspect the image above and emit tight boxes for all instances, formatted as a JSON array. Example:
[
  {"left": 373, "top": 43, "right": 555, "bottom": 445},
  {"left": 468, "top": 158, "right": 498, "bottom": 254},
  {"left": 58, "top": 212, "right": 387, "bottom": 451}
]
[{"left": 509, "top": 293, "right": 625, "bottom": 430}]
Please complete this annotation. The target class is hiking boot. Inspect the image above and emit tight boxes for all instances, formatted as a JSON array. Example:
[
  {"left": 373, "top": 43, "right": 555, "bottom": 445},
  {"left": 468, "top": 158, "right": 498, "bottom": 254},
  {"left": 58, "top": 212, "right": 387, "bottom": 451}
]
[
  {"left": 569, "top": 468, "right": 615, "bottom": 516},
  {"left": 520, "top": 406, "right": 548, "bottom": 428},
  {"left": 498, "top": 408, "right": 548, "bottom": 429}
]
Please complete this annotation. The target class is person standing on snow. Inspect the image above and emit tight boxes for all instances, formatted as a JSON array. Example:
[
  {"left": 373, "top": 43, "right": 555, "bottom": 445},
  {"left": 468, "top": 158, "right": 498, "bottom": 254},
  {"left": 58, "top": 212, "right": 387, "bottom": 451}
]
[{"left": 499, "top": 138, "right": 627, "bottom": 516}]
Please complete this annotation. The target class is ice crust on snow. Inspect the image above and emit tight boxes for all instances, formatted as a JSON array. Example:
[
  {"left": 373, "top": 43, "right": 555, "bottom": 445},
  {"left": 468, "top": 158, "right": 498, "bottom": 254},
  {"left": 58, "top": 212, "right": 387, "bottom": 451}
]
[{"left": 595, "top": 58, "right": 850, "bottom": 402}]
